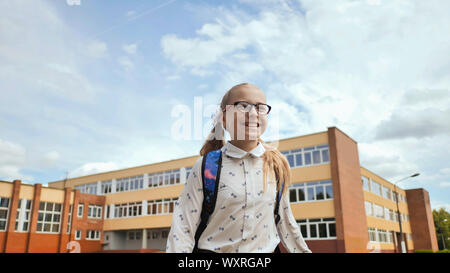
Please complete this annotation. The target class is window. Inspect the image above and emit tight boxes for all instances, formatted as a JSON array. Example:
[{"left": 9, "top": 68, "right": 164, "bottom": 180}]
[
  {"left": 297, "top": 218, "right": 336, "bottom": 240},
  {"left": 378, "top": 229, "right": 388, "bottom": 243},
  {"left": 116, "top": 176, "right": 143, "bottom": 193},
  {"left": 86, "top": 230, "right": 101, "bottom": 240},
  {"left": 162, "top": 230, "right": 169, "bottom": 238},
  {"left": 369, "top": 229, "right": 394, "bottom": 243},
  {"left": 77, "top": 203, "right": 84, "bottom": 218},
  {"left": 362, "top": 176, "right": 370, "bottom": 191},
  {"left": 148, "top": 170, "right": 182, "bottom": 188},
  {"left": 287, "top": 154, "right": 294, "bottom": 167},
  {"left": 388, "top": 231, "right": 394, "bottom": 243},
  {"left": 135, "top": 230, "right": 141, "bottom": 240},
  {"left": 373, "top": 204, "right": 384, "bottom": 219},
  {"left": 147, "top": 198, "right": 178, "bottom": 216},
  {"left": 114, "top": 202, "right": 143, "bottom": 218},
  {"left": 75, "top": 230, "right": 82, "bottom": 240},
  {"left": 371, "top": 180, "right": 382, "bottom": 196},
  {"left": 75, "top": 183, "right": 97, "bottom": 195},
  {"left": 365, "top": 201, "right": 373, "bottom": 216},
  {"left": 282, "top": 144, "right": 330, "bottom": 169},
  {"left": 106, "top": 205, "right": 110, "bottom": 219},
  {"left": 368, "top": 228, "right": 377, "bottom": 242},
  {"left": 384, "top": 207, "right": 390, "bottom": 220},
  {"left": 389, "top": 209, "right": 395, "bottom": 221},
  {"left": 0, "top": 197, "right": 10, "bottom": 231},
  {"left": 67, "top": 205, "right": 73, "bottom": 234},
  {"left": 36, "top": 202, "right": 62, "bottom": 233},
  {"left": 383, "top": 186, "right": 392, "bottom": 200},
  {"left": 295, "top": 153, "right": 303, "bottom": 167},
  {"left": 15, "top": 199, "right": 32, "bottom": 232},
  {"left": 321, "top": 149, "right": 330, "bottom": 162},
  {"left": 88, "top": 205, "right": 102, "bottom": 219},
  {"left": 101, "top": 180, "right": 112, "bottom": 194},
  {"left": 289, "top": 180, "right": 333, "bottom": 203}
]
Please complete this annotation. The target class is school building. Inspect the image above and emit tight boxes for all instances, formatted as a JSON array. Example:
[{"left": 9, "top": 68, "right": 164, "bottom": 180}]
[{"left": 0, "top": 127, "right": 438, "bottom": 253}]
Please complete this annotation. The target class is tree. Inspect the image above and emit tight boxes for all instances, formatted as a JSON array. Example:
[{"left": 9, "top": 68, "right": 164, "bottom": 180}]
[{"left": 433, "top": 207, "right": 450, "bottom": 250}]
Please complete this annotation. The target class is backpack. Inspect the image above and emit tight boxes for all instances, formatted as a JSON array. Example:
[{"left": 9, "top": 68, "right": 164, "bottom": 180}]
[{"left": 193, "top": 149, "right": 284, "bottom": 252}]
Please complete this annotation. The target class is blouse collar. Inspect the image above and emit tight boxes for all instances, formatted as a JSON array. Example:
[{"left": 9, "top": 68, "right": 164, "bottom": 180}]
[{"left": 221, "top": 140, "right": 266, "bottom": 159}]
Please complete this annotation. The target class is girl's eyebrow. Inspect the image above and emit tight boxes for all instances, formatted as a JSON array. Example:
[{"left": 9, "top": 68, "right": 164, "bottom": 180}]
[{"left": 232, "top": 100, "right": 267, "bottom": 104}]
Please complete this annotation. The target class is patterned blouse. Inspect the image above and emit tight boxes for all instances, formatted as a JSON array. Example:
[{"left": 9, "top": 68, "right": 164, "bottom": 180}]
[{"left": 166, "top": 141, "right": 311, "bottom": 253}]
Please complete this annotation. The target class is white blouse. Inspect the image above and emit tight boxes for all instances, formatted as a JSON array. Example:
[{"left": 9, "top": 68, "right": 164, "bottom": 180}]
[{"left": 166, "top": 141, "right": 311, "bottom": 253}]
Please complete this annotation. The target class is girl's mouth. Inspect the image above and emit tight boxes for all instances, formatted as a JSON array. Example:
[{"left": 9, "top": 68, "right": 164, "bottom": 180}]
[{"left": 244, "top": 122, "right": 260, "bottom": 128}]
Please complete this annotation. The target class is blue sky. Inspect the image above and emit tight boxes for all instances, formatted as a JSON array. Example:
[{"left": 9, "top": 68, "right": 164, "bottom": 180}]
[{"left": 0, "top": 0, "right": 449, "bottom": 211}]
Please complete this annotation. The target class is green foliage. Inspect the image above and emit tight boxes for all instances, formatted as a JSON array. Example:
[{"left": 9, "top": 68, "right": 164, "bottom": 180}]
[
  {"left": 414, "top": 249, "right": 449, "bottom": 253},
  {"left": 433, "top": 207, "right": 450, "bottom": 250},
  {"left": 414, "top": 249, "right": 435, "bottom": 253}
]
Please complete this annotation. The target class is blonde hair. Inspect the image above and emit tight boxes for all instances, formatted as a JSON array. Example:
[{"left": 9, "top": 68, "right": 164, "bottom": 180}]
[{"left": 199, "top": 83, "right": 291, "bottom": 194}]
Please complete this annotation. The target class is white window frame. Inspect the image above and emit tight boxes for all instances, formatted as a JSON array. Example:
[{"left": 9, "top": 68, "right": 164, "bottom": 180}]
[
  {"left": 289, "top": 180, "right": 333, "bottom": 203},
  {"left": 75, "top": 230, "right": 82, "bottom": 240},
  {"left": 101, "top": 180, "right": 112, "bottom": 195},
  {"left": 67, "top": 205, "right": 73, "bottom": 234},
  {"left": 77, "top": 203, "right": 84, "bottom": 218},
  {"left": 88, "top": 205, "right": 103, "bottom": 219},
  {"left": 147, "top": 198, "right": 178, "bottom": 216},
  {"left": 36, "top": 201, "right": 62, "bottom": 234},
  {"left": 0, "top": 197, "right": 10, "bottom": 232},
  {"left": 15, "top": 199, "right": 32, "bottom": 232},
  {"left": 296, "top": 218, "right": 337, "bottom": 240},
  {"left": 282, "top": 144, "right": 330, "bottom": 169},
  {"left": 86, "top": 230, "right": 101, "bottom": 240},
  {"left": 365, "top": 201, "right": 373, "bottom": 216},
  {"left": 148, "top": 170, "right": 181, "bottom": 189},
  {"left": 370, "top": 180, "right": 382, "bottom": 196}
]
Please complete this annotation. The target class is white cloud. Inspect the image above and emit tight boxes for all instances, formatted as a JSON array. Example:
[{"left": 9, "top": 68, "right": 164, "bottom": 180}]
[
  {"left": 126, "top": 10, "right": 136, "bottom": 17},
  {"left": 41, "top": 151, "right": 60, "bottom": 168},
  {"left": 123, "top": 43, "right": 137, "bottom": 54},
  {"left": 0, "top": 0, "right": 103, "bottom": 104},
  {"left": 0, "top": 138, "right": 26, "bottom": 166},
  {"left": 68, "top": 162, "right": 118, "bottom": 178},
  {"left": 431, "top": 200, "right": 450, "bottom": 212},
  {"left": 86, "top": 40, "right": 108, "bottom": 58},
  {"left": 374, "top": 108, "right": 450, "bottom": 140},
  {"left": 118, "top": 56, "right": 135, "bottom": 71},
  {"left": 0, "top": 139, "right": 32, "bottom": 181}
]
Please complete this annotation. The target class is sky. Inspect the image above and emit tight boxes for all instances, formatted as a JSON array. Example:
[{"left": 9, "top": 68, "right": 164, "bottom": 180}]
[{"left": 0, "top": 0, "right": 449, "bottom": 211}]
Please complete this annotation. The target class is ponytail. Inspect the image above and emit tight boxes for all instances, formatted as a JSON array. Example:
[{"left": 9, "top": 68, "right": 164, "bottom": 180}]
[{"left": 199, "top": 122, "right": 225, "bottom": 156}]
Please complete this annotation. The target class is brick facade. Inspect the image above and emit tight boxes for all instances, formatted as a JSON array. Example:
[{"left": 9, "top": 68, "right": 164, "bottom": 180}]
[
  {"left": 405, "top": 188, "right": 439, "bottom": 251},
  {"left": 0, "top": 180, "right": 105, "bottom": 253},
  {"left": 328, "top": 127, "right": 369, "bottom": 253}
]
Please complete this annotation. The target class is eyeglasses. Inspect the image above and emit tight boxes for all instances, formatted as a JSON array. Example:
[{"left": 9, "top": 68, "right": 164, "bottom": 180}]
[{"left": 230, "top": 101, "right": 272, "bottom": 115}]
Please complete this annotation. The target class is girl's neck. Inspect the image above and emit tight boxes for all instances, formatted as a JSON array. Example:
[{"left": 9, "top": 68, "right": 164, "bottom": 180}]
[{"left": 229, "top": 139, "right": 259, "bottom": 152}]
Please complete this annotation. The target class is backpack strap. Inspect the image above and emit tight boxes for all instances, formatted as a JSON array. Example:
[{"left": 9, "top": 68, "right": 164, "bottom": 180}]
[
  {"left": 274, "top": 181, "right": 285, "bottom": 225},
  {"left": 193, "top": 149, "right": 222, "bottom": 252}
]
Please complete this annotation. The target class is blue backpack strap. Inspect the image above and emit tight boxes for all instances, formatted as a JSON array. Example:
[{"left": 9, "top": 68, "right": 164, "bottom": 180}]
[
  {"left": 193, "top": 149, "right": 222, "bottom": 252},
  {"left": 274, "top": 181, "right": 285, "bottom": 225}
]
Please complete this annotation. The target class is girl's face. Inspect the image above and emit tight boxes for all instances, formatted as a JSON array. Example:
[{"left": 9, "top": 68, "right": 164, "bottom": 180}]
[{"left": 222, "top": 84, "right": 269, "bottom": 141}]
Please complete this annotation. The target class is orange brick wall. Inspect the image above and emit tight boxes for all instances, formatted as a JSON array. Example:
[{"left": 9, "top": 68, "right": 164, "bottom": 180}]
[
  {"left": 0, "top": 180, "right": 105, "bottom": 253},
  {"left": 328, "top": 127, "right": 369, "bottom": 253}
]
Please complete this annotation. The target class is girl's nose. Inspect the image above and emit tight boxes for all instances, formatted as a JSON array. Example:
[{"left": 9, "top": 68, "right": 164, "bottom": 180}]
[{"left": 248, "top": 105, "right": 259, "bottom": 118}]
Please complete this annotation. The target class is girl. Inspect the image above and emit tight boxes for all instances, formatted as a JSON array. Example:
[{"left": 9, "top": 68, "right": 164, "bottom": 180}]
[{"left": 166, "top": 83, "right": 311, "bottom": 253}]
